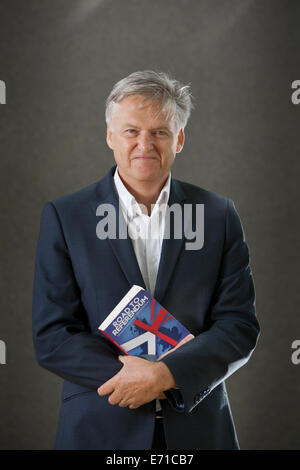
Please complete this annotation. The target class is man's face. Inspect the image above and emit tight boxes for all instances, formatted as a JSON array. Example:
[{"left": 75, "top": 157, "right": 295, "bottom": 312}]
[{"left": 106, "top": 95, "right": 184, "bottom": 186}]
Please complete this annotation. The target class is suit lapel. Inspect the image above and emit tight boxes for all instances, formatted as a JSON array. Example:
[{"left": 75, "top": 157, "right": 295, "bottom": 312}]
[
  {"left": 153, "top": 178, "right": 187, "bottom": 303},
  {"left": 93, "top": 166, "right": 146, "bottom": 289},
  {"left": 108, "top": 233, "right": 147, "bottom": 290}
]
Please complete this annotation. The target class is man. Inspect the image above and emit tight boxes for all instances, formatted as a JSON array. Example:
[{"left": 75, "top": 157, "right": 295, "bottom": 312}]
[{"left": 32, "top": 70, "right": 260, "bottom": 450}]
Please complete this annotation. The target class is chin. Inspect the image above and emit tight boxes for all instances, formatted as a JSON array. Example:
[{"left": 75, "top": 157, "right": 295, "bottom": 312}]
[{"left": 134, "top": 171, "right": 157, "bottom": 181}]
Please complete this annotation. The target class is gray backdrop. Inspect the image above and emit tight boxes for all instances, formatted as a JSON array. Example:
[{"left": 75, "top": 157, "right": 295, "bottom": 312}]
[{"left": 0, "top": 0, "right": 299, "bottom": 450}]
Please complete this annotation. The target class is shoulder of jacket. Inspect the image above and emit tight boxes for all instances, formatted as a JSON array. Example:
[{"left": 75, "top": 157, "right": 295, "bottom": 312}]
[
  {"left": 52, "top": 181, "right": 98, "bottom": 206},
  {"left": 174, "top": 178, "right": 229, "bottom": 209}
]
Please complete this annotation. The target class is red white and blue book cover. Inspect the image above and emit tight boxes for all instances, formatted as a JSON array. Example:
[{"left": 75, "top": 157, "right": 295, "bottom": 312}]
[{"left": 98, "top": 285, "right": 191, "bottom": 358}]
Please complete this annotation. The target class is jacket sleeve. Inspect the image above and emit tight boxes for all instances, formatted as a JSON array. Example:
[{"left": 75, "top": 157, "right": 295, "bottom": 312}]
[
  {"left": 32, "top": 202, "right": 123, "bottom": 390},
  {"left": 159, "top": 198, "right": 260, "bottom": 414}
]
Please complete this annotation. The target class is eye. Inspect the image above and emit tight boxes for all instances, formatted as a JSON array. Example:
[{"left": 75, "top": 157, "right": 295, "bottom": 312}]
[
  {"left": 125, "top": 129, "right": 137, "bottom": 135},
  {"left": 154, "top": 130, "right": 166, "bottom": 136}
]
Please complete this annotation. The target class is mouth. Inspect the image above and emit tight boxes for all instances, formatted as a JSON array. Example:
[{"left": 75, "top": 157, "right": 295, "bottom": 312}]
[{"left": 132, "top": 156, "right": 158, "bottom": 160}]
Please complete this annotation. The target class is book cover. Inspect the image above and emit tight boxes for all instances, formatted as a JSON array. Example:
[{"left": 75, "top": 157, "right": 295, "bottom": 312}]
[{"left": 98, "top": 285, "right": 191, "bottom": 358}]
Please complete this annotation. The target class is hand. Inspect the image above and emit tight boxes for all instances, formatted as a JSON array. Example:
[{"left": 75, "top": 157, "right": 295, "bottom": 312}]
[
  {"left": 157, "top": 391, "right": 167, "bottom": 399},
  {"left": 97, "top": 355, "right": 174, "bottom": 409},
  {"left": 156, "top": 334, "right": 195, "bottom": 400}
]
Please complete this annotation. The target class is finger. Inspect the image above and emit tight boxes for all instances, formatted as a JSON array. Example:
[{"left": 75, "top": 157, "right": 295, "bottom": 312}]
[
  {"left": 173, "top": 334, "right": 194, "bottom": 349},
  {"left": 179, "top": 334, "right": 195, "bottom": 344},
  {"left": 108, "top": 390, "right": 123, "bottom": 406},
  {"left": 159, "top": 345, "right": 178, "bottom": 359},
  {"left": 158, "top": 349, "right": 171, "bottom": 359},
  {"left": 159, "top": 334, "right": 195, "bottom": 359},
  {"left": 98, "top": 379, "right": 116, "bottom": 396},
  {"left": 118, "top": 399, "right": 130, "bottom": 408},
  {"left": 179, "top": 333, "right": 194, "bottom": 343},
  {"left": 129, "top": 403, "right": 140, "bottom": 410}
]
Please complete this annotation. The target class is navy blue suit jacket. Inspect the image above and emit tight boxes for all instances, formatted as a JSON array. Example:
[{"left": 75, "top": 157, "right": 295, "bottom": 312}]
[{"left": 32, "top": 165, "right": 260, "bottom": 450}]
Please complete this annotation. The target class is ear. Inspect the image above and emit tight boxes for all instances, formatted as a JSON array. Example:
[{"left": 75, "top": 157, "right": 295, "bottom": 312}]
[
  {"left": 106, "top": 124, "right": 114, "bottom": 150},
  {"left": 176, "top": 128, "right": 185, "bottom": 153}
]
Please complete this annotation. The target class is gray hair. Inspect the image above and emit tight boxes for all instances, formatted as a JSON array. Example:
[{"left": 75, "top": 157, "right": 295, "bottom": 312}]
[{"left": 105, "top": 70, "right": 193, "bottom": 132}]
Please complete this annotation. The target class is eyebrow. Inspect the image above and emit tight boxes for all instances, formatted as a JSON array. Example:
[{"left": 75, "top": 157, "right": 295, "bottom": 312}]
[{"left": 122, "top": 123, "right": 171, "bottom": 131}]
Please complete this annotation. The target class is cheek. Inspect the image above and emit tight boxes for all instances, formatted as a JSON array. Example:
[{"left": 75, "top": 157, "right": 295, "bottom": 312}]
[
  {"left": 126, "top": 142, "right": 139, "bottom": 155},
  {"left": 114, "top": 139, "right": 134, "bottom": 155},
  {"left": 161, "top": 143, "right": 176, "bottom": 159}
]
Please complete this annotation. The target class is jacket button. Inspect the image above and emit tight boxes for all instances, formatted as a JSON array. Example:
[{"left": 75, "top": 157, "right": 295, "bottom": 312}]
[{"left": 194, "top": 394, "right": 201, "bottom": 404}]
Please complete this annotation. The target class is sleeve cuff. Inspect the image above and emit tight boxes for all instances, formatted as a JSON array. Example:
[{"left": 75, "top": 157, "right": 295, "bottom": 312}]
[{"left": 164, "top": 388, "right": 185, "bottom": 412}]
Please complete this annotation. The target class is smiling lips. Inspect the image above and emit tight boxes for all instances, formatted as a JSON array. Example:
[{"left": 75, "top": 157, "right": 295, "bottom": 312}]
[{"left": 132, "top": 156, "right": 158, "bottom": 160}]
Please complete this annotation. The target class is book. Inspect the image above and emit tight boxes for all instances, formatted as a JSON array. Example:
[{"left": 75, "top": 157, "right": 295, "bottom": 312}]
[{"left": 98, "top": 285, "right": 191, "bottom": 358}]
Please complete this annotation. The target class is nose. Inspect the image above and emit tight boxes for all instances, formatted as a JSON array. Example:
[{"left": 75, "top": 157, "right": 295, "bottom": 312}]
[{"left": 136, "top": 132, "right": 153, "bottom": 152}]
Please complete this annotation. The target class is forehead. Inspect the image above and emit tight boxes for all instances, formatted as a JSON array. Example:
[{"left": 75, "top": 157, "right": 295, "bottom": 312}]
[{"left": 112, "top": 95, "right": 176, "bottom": 129}]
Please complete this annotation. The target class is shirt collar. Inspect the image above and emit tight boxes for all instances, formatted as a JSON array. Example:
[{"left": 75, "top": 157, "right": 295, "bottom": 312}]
[{"left": 113, "top": 166, "right": 171, "bottom": 220}]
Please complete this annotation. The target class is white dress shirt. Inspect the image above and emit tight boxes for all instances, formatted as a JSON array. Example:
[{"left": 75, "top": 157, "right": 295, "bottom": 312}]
[
  {"left": 114, "top": 166, "right": 171, "bottom": 296},
  {"left": 113, "top": 166, "right": 171, "bottom": 412}
]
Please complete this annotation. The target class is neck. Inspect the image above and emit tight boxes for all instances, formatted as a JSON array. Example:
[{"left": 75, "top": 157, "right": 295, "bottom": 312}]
[{"left": 117, "top": 171, "right": 169, "bottom": 216}]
